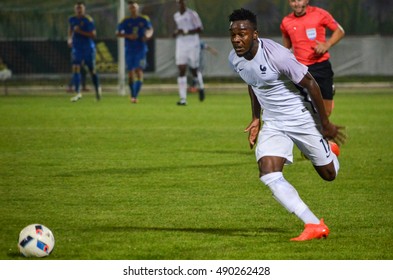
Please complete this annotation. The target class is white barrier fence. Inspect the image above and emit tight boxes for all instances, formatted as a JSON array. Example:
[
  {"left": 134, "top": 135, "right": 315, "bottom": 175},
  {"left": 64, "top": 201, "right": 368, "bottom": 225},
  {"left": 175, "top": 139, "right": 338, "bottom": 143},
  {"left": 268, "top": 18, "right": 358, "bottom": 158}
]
[{"left": 152, "top": 36, "right": 393, "bottom": 78}]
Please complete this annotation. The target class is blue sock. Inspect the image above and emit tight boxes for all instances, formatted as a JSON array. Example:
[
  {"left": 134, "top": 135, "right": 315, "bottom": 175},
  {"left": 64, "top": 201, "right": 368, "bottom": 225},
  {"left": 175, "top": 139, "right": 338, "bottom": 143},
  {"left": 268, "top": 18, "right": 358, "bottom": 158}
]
[
  {"left": 92, "top": 73, "right": 99, "bottom": 94},
  {"left": 73, "top": 72, "right": 81, "bottom": 93},
  {"left": 129, "top": 83, "right": 135, "bottom": 98},
  {"left": 134, "top": 80, "right": 142, "bottom": 98}
]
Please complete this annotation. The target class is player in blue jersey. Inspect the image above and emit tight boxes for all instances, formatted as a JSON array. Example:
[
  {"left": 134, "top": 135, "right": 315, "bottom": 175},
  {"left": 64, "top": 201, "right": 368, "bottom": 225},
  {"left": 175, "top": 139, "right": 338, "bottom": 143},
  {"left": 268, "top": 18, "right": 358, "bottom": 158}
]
[
  {"left": 68, "top": 2, "right": 101, "bottom": 102},
  {"left": 116, "top": 1, "right": 154, "bottom": 103}
]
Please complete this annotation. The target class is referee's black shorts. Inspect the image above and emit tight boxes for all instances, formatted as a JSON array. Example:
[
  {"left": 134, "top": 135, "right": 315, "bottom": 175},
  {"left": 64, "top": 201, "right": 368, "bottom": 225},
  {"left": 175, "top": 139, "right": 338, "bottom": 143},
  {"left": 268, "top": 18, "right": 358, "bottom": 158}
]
[{"left": 307, "top": 60, "right": 335, "bottom": 100}]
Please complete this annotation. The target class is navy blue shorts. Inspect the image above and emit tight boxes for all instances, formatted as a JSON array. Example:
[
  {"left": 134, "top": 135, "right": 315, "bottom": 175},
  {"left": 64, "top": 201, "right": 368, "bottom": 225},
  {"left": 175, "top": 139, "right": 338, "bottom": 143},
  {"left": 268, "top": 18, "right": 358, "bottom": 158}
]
[
  {"left": 126, "top": 51, "right": 147, "bottom": 71},
  {"left": 307, "top": 60, "right": 335, "bottom": 100},
  {"left": 72, "top": 48, "right": 96, "bottom": 70}
]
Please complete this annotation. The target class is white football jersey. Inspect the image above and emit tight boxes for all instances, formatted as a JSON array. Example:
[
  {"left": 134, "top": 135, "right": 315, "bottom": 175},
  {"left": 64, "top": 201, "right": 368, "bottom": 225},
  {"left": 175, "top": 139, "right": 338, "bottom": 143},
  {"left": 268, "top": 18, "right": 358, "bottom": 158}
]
[
  {"left": 229, "top": 38, "right": 311, "bottom": 122},
  {"left": 174, "top": 8, "right": 203, "bottom": 46}
]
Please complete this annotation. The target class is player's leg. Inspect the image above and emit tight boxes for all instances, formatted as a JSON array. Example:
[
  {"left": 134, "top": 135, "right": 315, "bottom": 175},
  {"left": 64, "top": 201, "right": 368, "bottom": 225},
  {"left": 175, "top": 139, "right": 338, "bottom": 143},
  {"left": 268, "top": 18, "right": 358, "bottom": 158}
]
[
  {"left": 293, "top": 131, "right": 339, "bottom": 182},
  {"left": 176, "top": 64, "right": 188, "bottom": 105},
  {"left": 256, "top": 125, "right": 326, "bottom": 241},
  {"left": 187, "top": 66, "right": 198, "bottom": 93},
  {"left": 126, "top": 54, "right": 134, "bottom": 100},
  {"left": 70, "top": 64, "right": 82, "bottom": 102},
  {"left": 189, "top": 67, "right": 198, "bottom": 91},
  {"left": 288, "top": 127, "right": 340, "bottom": 241},
  {"left": 132, "top": 52, "right": 147, "bottom": 102},
  {"left": 312, "top": 138, "right": 339, "bottom": 182},
  {"left": 126, "top": 53, "right": 138, "bottom": 103},
  {"left": 85, "top": 50, "right": 101, "bottom": 100},
  {"left": 197, "top": 70, "right": 205, "bottom": 101},
  {"left": 70, "top": 50, "right": 82, "bottom": 102},
  {"left": 175, "top": 43, "right": 188, "bottom": 105},
  {"left": 72, "top": 64, "right": 81, "bottom": 93},
  {"left": 128, "top": 70, "right": 136, "bottom": 102},
  {"left": 133, "top": 68, "right": 144, "bottom": 102},
  {"left": 81, "top": 64, "right": 89, "bottom": 91},
  {"left": 189, "top": 45, "right": 205, "bottom": 102},
  {"left": 190, "top": 67, "right": 205, "bottom": 102}
]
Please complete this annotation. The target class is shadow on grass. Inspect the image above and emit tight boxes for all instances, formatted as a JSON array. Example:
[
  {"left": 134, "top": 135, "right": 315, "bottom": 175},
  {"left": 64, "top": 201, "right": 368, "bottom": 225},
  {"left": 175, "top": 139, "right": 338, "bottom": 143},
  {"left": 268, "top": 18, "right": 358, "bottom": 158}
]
[
  {"left": 56, "top": 161, "right": 251, "bottom": 177},
  {"left": 94, "top": 226, "right": 287, "bottom": 237},
  {"left": 183, "top": 149, "right": 252, "bottom": 156}
]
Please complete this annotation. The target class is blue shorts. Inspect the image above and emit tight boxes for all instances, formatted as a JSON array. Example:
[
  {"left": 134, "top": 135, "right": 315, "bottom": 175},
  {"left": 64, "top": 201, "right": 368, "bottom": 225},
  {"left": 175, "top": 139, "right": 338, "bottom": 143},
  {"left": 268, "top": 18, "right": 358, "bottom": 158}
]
[
  {"left": 307, "top": 60, "right": 334, "bottom": 100},
  {"left": 126, "top": 50, "right": 147, "bottom": 71},
  {"left": 72, "top": 48, "right": 96, "bottom": 70}
]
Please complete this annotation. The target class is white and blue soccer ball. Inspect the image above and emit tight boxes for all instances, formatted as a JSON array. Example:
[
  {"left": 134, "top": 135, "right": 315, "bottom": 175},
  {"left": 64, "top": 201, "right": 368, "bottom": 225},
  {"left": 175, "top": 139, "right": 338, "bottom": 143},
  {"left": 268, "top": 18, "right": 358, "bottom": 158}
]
[{"left": 18, "top": 224, "right": 55, "bottom": 257}]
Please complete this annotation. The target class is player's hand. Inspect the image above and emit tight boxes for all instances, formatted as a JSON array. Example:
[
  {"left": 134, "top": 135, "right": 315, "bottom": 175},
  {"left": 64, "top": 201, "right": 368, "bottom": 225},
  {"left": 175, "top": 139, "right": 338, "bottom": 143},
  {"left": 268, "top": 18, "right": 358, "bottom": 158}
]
[
  {"left": 73, "top": 26, "right": 80, "bottom": 32},
  {"left": 244, "top": 118, "right": 261, "bottom": 149},
  {"left": 322, "top": 122, "right": 347, "bottom": 146},
  {"left": 67, "top": 38, "right": 73, "bottom": 47},
  {"left": 173, "top": 29, "right": 187, "bottom": 37},
  {"left": 127, "top": 34, "right": 138, "bottom": 40},
  {"left": 314, "top": 40, "right": 330, "bottom": 55}
]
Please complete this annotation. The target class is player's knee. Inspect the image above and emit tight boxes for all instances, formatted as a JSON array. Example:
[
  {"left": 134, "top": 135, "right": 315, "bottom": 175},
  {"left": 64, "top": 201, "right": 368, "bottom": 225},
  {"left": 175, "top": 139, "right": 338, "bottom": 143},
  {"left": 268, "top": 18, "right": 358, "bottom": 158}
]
[
  {"left": 260, "top": 172, "right": 283, "bottom": 186},
  {"left": 314, "top": 164, "right": 336, "bottom": 181},
  {"left": 315, "top": 154, "right": 339, "bottom": 181},
  {"left": 323, "top": 170, "right": 336, "bottom": 181}
]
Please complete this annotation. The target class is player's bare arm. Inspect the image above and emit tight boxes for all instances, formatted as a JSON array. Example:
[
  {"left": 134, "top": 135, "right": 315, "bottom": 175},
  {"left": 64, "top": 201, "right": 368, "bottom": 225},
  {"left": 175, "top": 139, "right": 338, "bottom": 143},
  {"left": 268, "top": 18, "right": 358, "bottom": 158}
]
[
  {"left": 281, "top": 34, "right": 292, "bottom": 49},
  {"left": 298, "top": 72, "right": 346, "bottom": 144},
  {"left": 299, "top": 72, "right": 329, "bottom": 123},
  {"left": 143, "top": 28, "right": 154, "bottom": 41},
  {"left": 67, "top": 27, "right": 73, "bottom": 47},
  {"left": 244, "top": 85, "right": 261, "bottom": 149},
  {"left": 314, "top": 24, "right": 345, "bottom": 55}
]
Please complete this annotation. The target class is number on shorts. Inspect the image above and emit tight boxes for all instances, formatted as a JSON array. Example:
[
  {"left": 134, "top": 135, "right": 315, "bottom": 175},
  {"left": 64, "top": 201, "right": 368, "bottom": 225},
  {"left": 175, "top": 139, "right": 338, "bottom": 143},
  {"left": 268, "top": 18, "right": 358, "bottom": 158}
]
[{"left": 320, "top": 138, "right": 331, "bottom": 156}]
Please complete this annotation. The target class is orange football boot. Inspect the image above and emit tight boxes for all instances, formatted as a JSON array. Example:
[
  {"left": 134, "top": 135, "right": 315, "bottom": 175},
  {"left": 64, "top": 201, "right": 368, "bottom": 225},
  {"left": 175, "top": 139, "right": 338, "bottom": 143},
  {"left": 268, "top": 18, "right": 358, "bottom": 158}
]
[
  {"left": 290, "top": 219, "right": 330, "bottom": 241},
  {"left": 329, "top": 141, "right": 340, "bottom": 156}
]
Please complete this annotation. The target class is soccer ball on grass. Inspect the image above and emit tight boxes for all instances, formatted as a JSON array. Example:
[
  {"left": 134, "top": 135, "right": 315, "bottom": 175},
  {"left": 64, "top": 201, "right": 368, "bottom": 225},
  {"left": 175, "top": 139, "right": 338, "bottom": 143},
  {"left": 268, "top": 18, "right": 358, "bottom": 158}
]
[{"left": 18, "top": 224, "right": 55, "bottom": 257}]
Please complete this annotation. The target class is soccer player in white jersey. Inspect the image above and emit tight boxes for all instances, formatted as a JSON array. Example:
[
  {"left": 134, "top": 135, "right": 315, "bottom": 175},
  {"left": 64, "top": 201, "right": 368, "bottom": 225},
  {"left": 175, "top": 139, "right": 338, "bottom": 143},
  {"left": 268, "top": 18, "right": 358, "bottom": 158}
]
[
  {"left": 173, "top": 0, "right": 205, "bottom": 105},
  {"left": 228, "top": 8, "right": 346, "bottom": 241}
]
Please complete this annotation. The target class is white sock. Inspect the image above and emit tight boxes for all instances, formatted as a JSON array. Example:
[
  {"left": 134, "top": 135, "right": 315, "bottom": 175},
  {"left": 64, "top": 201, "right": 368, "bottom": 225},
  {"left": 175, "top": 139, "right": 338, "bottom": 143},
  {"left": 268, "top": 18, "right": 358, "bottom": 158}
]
[
  {"left": 260, "top": 172, "right": 320, "bottom": 224},
  {"left": 197, "top": 71, "right": 204, "bottom": 89},
  {"left": 177, "top": 76, "right": 187, "bottom": 101}
]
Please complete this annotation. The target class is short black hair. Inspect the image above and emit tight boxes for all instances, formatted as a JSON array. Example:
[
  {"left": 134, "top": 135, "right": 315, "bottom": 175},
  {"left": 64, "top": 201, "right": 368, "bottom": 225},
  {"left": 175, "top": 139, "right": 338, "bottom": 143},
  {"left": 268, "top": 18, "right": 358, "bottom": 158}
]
[{"left": 228, "top": 8, "right": 257, "bottom": 30}]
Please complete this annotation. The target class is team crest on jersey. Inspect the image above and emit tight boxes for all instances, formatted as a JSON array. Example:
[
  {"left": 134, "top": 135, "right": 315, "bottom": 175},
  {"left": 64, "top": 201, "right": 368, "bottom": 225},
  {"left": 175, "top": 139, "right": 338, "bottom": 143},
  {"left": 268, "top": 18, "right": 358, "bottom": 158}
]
[{"left": 306, "top": 28, "right": 317, "bottom": 40}]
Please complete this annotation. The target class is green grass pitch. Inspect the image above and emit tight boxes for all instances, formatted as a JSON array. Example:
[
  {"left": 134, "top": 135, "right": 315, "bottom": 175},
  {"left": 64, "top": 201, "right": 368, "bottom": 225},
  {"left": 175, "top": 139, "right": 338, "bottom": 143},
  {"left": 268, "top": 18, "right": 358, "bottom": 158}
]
[{"left": 0, "top": 88, "right": 392, "bottom": 260}]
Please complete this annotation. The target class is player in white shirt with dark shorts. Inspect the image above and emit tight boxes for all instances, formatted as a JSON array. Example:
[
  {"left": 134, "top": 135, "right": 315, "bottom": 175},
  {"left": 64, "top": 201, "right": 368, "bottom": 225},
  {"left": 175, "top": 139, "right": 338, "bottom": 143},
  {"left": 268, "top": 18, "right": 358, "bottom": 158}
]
[
  {"left": 228, "top": 8, "right": 346, "bottom": 241},
  {"left": 173, "top": 0, "right": 205, "bottom": 105}
]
